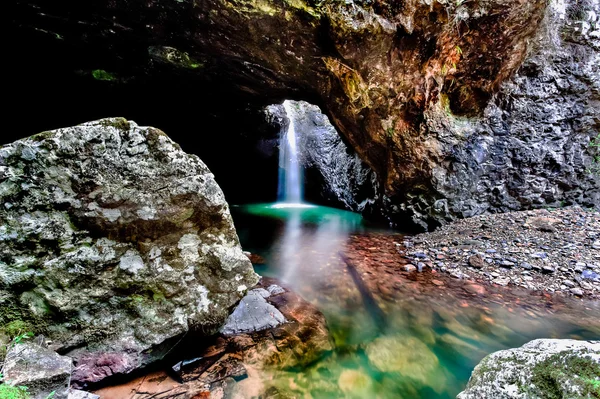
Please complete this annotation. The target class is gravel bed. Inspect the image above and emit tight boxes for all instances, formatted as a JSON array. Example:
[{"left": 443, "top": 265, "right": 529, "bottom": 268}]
[{"left": 400, "top": 207, "right": 600, "bottom": 298}]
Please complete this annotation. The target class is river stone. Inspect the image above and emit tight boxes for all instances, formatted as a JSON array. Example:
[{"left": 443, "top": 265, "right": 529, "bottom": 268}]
[
  {"left": 220, "top": 289, "right": 286, "bottom": 336},
  {"left": 2, "top": 342, "right": 72, "bottom": 399},
  {"left": 457, "top": 339, "right": 600, "bottom": 399},
  {"left": 68, "top": 391, "right": 100, "bottom": 399},
  {"left": 365, "top": 336, "right": 442, "bottom": 386},
  {"left": 0, "top": 118, "right": 259, "bottom": 386}
]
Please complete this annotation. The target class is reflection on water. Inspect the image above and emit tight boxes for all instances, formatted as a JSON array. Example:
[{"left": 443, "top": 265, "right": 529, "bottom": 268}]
[{"left": 232, "top": 203, "right": 600, "bottom": 399}]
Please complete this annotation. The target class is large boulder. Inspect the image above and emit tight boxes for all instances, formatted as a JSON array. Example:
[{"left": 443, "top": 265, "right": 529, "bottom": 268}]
[
  {"left": 458, "top": 339, "right": 600, "bottom": 399},
  {"left": 0, "top": 118, "right": 259, "bottom": 386}
]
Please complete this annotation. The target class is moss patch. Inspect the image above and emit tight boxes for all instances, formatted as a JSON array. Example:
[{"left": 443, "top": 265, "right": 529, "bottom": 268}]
[
  {"left": 98, "top": 118, "right": 131, "bottom": 131},
  {"left": 528, "top": 351, "right": 600, "bottom": 398},
  {"left": 147, "top": 46, "right": 204, "bottom": 70},
  {"left": 92, "top": 69, "right": 117, "bottom": 81},
  {"left": 0, "top": 385, "right": 30, "bottom": 399}
]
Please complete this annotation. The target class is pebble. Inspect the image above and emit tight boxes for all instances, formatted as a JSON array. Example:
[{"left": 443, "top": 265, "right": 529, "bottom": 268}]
[
  {"left": 468, "top": 254, "right": 485, "bottom": 269},
  {"left": 403, "top": 264, "right": 417, "bottom": 272},
  {"left": 403, "top": 207, "right": 600, "bottom": 298},
  {"left": 520, "top": 262, "right": 533, "bottom": 270},
  {"left": 542, "top": 266, "right": 555, "bottom": 274},
  {"left": 570, "top": 288, "right": 584, "bottom": 296}
]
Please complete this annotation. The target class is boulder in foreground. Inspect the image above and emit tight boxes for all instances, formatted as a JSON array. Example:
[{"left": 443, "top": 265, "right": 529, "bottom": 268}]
[
  {"left": 0, "top": 118, "right": 259, "bottom": 387},
  {"left": 458, "top": 339, "right": 600, "bottom": 399}
]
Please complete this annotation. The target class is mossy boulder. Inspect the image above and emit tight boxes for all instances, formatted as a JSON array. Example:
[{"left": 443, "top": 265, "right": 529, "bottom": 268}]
[
  {"left": 0, "top": 118, "right": 259, "bottom": 387},
  {"left": 458, "top": 339, "right": 600, "bottom": 399}
]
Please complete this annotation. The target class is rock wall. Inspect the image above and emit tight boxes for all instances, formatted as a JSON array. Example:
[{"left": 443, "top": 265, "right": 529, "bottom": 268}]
[
  {"left": 266, "top": 1, "right": 600, "bottom": 230},
  {"left": 8, "top": 0, "right": 550, "bottom": 230},
  {"left": 414, "top": 0, "right": 600, "bottom": 229},
  {"left": 0, "top": 118, "right": 258, "bottom": 385}
]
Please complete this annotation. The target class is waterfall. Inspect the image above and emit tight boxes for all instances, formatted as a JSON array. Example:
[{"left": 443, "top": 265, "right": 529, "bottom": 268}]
[{"left": 278, "top": 100, "right": 304, "bottom": 204}]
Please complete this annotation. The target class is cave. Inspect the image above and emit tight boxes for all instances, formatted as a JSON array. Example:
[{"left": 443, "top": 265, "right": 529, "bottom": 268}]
[
  {"left": 2, "top": 1, "right": 600, "bottom": 397},
  {"left": 8, "top": 0, "right": 576, "bottom": 231}
]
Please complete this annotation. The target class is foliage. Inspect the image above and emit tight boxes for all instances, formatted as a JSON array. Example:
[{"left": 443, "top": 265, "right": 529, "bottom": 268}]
[
  {"left": 0, "top": 385, "right": 29, "bottom": 399},
  {"left": 91, "top": 69, "right": 116, "bottom": 81},
  {"left": 588, "top": 132, "right": 600, "bottom": 175}
]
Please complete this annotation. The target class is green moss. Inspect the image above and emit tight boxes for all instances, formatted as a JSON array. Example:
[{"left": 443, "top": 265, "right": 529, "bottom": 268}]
[
  {"left": 172, "top": 208, "right": 195, "bottom": 225},
  {"left": 98, "top": 118, "right": 131, "bottom": 131},
  {"left": 0, "top": 385, "right": 30, "bottom": 399},
  {"left": 3, "top": 321, "right": 29, "bottom": 338},
  {"left": 152, "top": 291, "right": 166, "bottom": 302},
  {"left": 528, "top": 351, "right": 600, "bottom": 398},
  {"left": 147, "top": 46, "right": 204, "bottom": 70},
  {"left": 92, "top": 69, "right": 117, "bottom": 81},
  {"left": 323, "top": 57, "right": 371, "bottom": 111},
  {"left": 29, "top": 131, "right": 54, "bottom": 142}
]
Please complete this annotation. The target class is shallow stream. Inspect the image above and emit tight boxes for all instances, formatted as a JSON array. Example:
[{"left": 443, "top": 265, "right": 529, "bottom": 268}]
[{"left": 231, "top": 203, "right": 600, "bottom": 399}]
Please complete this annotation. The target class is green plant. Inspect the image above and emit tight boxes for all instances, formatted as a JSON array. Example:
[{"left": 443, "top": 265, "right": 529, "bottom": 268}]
[
  {"left": 0, "top": 384, "right": 29, "bottom": 399},
  {"left": 91, "top": 69, "right": 116, "bottom": 82},
  {"left": 588, "top": 132, "right": 600, "bottom": 175},
  {"left": 10, "top": 333, "right": 32, "bottom": 346}
]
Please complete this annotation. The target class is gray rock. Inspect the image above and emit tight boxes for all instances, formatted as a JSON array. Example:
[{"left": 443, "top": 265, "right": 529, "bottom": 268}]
[
  {"left": 403, "top": 264, "right": 417, "bottom": 272},
  {"left": 267, "top": 285, "right": 285, "bottom": 296},
  {"left": 542, "top": 266, "right": 555, "bottom": 274},
  {"left": 220, "top": 289, "right": 286, "bottom": 336},
  {"left": 519, "top": 262, "right": 533, "bottom": 270},
  {"left": 468, "top": 255, "right": 485, "bottom": 269},
  {"left": 562, "top": 280, "right": 576, "bottom": 288},
  {"left": 570, "top": 288, "right": 584, "bottom": 296},
  {"left": 499, "top": 260, "right": 515, "bottom": 268},
  {"left": 68, "top": 390, "right": 100, "bottom": 399},
  {"left": 2, "top": 342, "right": 72, "bottom": 399},
  {"left": 457, "top": 339, "right": 600, "bottom": 399},
  {"left": 0, "top": 118, "right": 259, "bottom": 386}
]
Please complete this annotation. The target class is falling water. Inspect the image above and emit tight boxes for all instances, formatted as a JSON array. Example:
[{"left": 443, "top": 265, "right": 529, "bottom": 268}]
[{"left": 278, "top": 101, "right": 303, "bottom": 204}]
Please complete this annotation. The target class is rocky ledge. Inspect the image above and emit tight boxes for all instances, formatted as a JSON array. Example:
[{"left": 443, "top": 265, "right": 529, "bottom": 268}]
[
  {"left": 401, "top": 207, "right": 600, "bottom": 298},
  {"left": 94, "top": 277, "right": 333, "bottom": 398},
  {"left": 458, "top": 339, "right": 600, "bottom": 399},
  {"left": 0, "top": 118, "right": 258, "bottom": 386}
]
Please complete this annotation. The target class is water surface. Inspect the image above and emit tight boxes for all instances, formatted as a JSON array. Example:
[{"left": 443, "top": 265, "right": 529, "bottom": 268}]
[{"left": 231, "top": 203, "right": 600, "bottom": 399}]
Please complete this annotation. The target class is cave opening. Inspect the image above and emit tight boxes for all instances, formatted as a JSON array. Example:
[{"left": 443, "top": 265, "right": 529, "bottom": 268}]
[{"left": 4, "top": 51, "right": 378, "bottom": 216}]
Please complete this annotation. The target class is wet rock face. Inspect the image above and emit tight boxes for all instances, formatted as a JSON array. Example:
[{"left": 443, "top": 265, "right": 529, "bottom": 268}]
[
  {"left": 267, "top": 102, "right": 382, "bottom": 216},
  {"left": 418, "top": 0, "right": 600, "bottom": 228},
  {"left": 9, "top": 0, "right": 551, "bottom": 229},
  {"left": 0, "top": 118, "right": 258, "bottom": 386},
  {"left": 458, "top": 339, "right": 600, "bottom": 399}
]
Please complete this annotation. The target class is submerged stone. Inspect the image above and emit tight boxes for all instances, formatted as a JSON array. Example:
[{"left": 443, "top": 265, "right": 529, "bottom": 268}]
[
  {"left": 337, "top": 369, "right": 373, "bottom": 397},
  {"left": 365, "top": 336, "right": 443, "bottom": 389}
]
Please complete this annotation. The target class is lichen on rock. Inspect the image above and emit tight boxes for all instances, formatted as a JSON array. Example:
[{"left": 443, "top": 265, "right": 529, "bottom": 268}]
[
  {"left": 0, "top": 118, "right": 259, "bottom": 387},
  {"left": 458, "top": 339, "right": 600, "bottom": 399}
]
